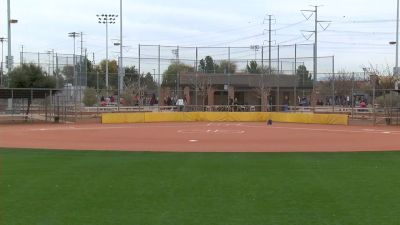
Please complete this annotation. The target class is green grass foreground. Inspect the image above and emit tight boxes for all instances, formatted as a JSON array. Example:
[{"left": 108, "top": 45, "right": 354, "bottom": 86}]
[{"left": 1, "top": 149, "right": 400, "bottom": 225}]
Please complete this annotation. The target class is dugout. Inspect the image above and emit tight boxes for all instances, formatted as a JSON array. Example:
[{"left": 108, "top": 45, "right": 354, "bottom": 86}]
[{"left": 0, "top": 88, "right": 64, "bottom": 123}]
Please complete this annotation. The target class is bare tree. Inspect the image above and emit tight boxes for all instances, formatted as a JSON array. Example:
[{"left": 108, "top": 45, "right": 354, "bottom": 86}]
[
  {"left": 252, "top": 75, "right": 271, "bottom": 111},
  {"left": 191, "top": 74, "right": 212, "bottom": 108},
  {"left": 121, "top": 81, "right": 147, "bottom": 106}
]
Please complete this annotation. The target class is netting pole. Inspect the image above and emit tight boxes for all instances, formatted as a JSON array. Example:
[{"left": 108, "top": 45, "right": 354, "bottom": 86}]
[
  {"left": 262, "top": 45, "right": 265, "bottom": 112},
  {"left": 372, "top": 75, "right": 376, "bottom": 126},
  {"left": 195, "top": 46, "right": 198, "bottom": 108},
  {"left": 227, "top": 46, "right": 231, "bottom": 105},
  {"left": 20, "top": 45, "right": 23, "bottom": 66},
  {"left": 294, "top": 44, "right": 297, "bottom": 111},
  {"left": 277, "top": 45, "right": 280, "bottom": 112},
  {"left": 138, "top": 44, "right": 141, "bottom": 111},
  {"left": 11, "top": 89, "right": 13, "bottom": 116},
  {"left": 332, "top": 56, "right": 335, "bottom": 112},
  {"left": 158, "top": 45, "right": 161, "bottom": 112},
  {"left": 351, "top": 72, "right": 355, "bottom": 119}
]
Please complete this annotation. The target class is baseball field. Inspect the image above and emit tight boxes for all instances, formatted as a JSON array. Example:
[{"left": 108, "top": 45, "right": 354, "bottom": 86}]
[{"left": 1, "top": 122, "right": 400, "bottom": 225}]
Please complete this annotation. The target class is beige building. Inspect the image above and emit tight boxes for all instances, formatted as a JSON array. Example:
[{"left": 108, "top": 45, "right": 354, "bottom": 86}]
[{"left": 161, "top": 73, "right": 310, "bottom": 111}]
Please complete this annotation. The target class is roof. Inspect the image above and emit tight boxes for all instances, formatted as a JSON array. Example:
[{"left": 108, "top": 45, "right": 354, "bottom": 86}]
[
  {"left": 0, "top": 88, "right": 62, "bottom": 99},
  {"left": 179, "top": 73, "right": 301, "bottom": 88}
]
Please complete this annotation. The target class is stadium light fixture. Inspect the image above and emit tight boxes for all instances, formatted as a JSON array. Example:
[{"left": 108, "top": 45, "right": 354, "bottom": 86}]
[{"left": 96, "top": 14, "right": 118, "bottom": 89}]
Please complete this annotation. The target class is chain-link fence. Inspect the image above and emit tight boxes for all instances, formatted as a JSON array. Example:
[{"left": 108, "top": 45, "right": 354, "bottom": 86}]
[
  {"left": 20, "top": 51, "right": 88, "bottom": 89},
  {"left": 1, "top": 45, "right": 399, "bottom": 126},
  {"left": 0, "top": 88, "right": 78, "bottom": 123}
]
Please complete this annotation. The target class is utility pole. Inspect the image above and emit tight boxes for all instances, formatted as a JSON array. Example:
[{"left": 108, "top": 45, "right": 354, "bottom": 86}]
[
  {"left": 263, "top": 15, "right": 274, "bottom": 76},
  {"left": 268, "top": 15, "right": 272, "bottom": 76},
  {"left": 301, "top": 6, "right": 330, "bottom": 91}
]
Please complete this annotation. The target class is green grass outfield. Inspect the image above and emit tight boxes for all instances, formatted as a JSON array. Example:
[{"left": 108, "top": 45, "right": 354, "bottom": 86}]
[{"left": 1, "top": 149, "right": 400, "bottom": 225}]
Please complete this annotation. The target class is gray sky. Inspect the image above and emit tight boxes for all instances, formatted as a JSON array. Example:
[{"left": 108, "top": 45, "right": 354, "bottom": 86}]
[{"left": 0, "top": 0, "right": 399, "bottom": 73}]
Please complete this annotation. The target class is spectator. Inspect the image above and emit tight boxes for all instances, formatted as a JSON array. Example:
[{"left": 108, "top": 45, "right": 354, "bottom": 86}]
[
  {"left": 167, "top": 96, "right": 172, "bottom": 106},
  {"left": 234, "top": 98, "right": 239, "bottom": 112},
  {"left": 176, "top": 98, "right": 184, "bottom": 112},
  {"left": 183, "top": 95, "right": 188, "bottom": 105},
  {"left": 150, "top": 94, "right": 157, "bottom": 106},
  {"left": 360, "top": 100, "right": 366, "bottom": 108}
]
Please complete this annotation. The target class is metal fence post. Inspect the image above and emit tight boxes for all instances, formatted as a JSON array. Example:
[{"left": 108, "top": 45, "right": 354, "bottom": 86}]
[
  {"left": 351, "top": 72, "right": 355, "bottom": 118},
  {"left": 332, "top": 56, "right": 335, "bottom": 112},
  {"left": 294, "top": 44, "right": 297, "bottom": 111},
  {"left": 276, "top": 45, "right": 281, "bottom": 112},
  {"left": 195, "top": 46, "right": 198, "bottom": 107},
  {"left": 158, "top": 44, "right": 161, "bottom": 112}
]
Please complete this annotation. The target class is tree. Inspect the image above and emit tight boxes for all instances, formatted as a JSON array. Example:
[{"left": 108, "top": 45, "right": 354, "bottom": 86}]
[
  {"left": 246, "top": 61, "right": 262, "bottom": 74},
  {"left": 124, "top": 66, "right": 140, "bottom": 87},
  {"left": 98, "top": 59, "right": 118, "bottom": 73},
  {"left": 199, "top": 56, "right": 218, "bottom": 73},
  {"left": 9, "top": 63, "right": 56, "bottom": 118},
  {"left": 61, "top": 65, "right": 74, "bottom": 84},
  {"left": 162, "top": 63, "right": 194, "bottom": 88},
  {"left": 143, "top": 72, "right": 158, "bottom": 93},
  {"left": 83, "top": 87, "right": 98, "bottom": 107},
  {"left": 216, "top": 60, "right": 237, "bottom": 74},
  {"left": 63, "top": 58, "right": 94, "bottom": 88},
  {"left": 192, "top": 75, "right": 212, "bottom": 107},
  {"left": 297, "top": 65, "right": 312, "bottom": 87},
  {"left": 377, "top": 76, "right": 396, "bottom": 89},
  {"left": 9, "top": 64, "right": 56, "bottom": 89},
  {"left": 93, "top": 59, "right": 119, "bottom": 89}
]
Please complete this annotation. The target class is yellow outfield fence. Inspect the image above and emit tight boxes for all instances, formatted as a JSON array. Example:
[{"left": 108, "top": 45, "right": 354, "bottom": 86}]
[{"left": 102, "top": 112, "right": 348, "bottom": 125}]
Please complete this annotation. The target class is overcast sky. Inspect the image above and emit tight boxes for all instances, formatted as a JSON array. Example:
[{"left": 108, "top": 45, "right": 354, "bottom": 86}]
[{"left": 0, "top": 0, "right": 399, "bottom": 73}]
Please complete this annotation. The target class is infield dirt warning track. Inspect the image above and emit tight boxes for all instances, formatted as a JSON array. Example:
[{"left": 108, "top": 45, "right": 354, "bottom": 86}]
[{"left": 0, "top": 122, "right": 400, "bottom": 152}]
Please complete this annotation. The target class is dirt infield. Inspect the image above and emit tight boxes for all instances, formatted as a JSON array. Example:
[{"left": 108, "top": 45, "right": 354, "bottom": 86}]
[{"left": 0, "top": 122, "right": 399, "bottom": 152}]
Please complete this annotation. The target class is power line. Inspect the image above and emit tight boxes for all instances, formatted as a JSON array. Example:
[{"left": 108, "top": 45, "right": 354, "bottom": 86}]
[
  {"left": 275, "top": 19, "right": 308, "bottom": 31},
  {"left": 326, "top": 29, "right": 394, "bottom": 35},
  {"left": 334, "top": 19, "right": 396, "bottom": 24},
  {"left": 204, "top": 33, "right": 264, "bottom": 47}
]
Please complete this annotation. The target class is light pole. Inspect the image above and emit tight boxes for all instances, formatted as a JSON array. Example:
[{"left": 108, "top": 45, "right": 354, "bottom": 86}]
[
  {"left": 250, "top": 45, "right": 260, "bottom": 60},
  {"left": 114, "top": 41, "right": 128, "bottom": 95},
  {"left": 362, "top": 67, "right": 367, "bottom": 81},
  {"left": 46, "top": 50, "right": 52, "bottom": 76},
  {"left": 396, "top": 0, "right": 399, "bottom": 78},
  {"left": 0, "top": 37, "right": 7, "bottom": 87},
  {"left": 172, "top": 48, "right": 179, "bottom": 97},
  {"left": 7, "top": 0, "right": 18, "bottom": 73},
  {"left": 119, "top": 0, "right": 124, "bottom": 95},
  {"left": 68, "top": 32, "right": 80, "bottom": 86},
  {"left": 69, "top": 32, "right": 80, "bottom": 121},
  {"left": 97, "top": 14, "right": 118, "bottom": 90}
]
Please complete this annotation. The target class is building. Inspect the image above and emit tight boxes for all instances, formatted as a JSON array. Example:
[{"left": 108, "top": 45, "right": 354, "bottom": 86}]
[{"left": 160, "top": 72, "right": 311, "bottom": 111}]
